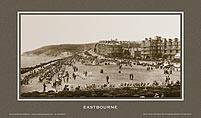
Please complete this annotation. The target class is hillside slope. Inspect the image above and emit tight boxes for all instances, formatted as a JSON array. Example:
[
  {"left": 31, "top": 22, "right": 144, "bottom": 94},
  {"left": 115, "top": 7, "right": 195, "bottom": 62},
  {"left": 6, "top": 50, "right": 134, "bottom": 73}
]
[{"left": 22, "top": 43, "right": 96, "bottom": 57}]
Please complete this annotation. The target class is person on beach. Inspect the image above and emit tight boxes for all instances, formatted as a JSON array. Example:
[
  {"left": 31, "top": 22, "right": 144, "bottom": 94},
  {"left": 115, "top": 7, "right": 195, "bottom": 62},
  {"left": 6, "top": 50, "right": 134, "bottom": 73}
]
[
  {"left": 73, "top": 73, "right": 76, "bottom": 80},
  {"left": 43, "top": 83, "right": 47, "bottom": 92},
  {"left": 130, "top": 74, "right": 134, "bottom": 80},
  {"left": 106, "top": 76, "right": 109, "bottom": 84}
]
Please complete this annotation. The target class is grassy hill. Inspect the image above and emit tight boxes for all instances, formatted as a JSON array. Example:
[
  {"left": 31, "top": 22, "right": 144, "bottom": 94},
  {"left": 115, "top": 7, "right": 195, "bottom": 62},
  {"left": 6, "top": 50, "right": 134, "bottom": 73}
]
[{"left": 22, "top": 43, "right": 96, "bottom": 57}]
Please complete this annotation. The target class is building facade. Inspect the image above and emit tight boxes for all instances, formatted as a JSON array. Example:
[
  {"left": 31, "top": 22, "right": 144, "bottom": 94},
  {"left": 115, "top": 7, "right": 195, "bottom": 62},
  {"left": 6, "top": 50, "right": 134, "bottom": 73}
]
[
  {"left": 94, "top": 39, "right": 141, "bottom": 58},
  {"left": 94, "top": 40, "right": 123, "bottom": 58},
  {"left": 162, "top": 38, "right": 180, "bottom": 60},
  {"left": 141, "top": 36, "right": 181, "bottom": 60},
  {"left": 94, "top": 36, "right": 181, "bottom": 60},
  {"left": 128, "top": 42, "right": 142, "bottom": 58}
]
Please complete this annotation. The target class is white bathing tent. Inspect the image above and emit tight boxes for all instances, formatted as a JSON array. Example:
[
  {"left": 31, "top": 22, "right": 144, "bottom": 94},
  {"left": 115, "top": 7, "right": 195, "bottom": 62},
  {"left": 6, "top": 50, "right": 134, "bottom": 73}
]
[{"left": 175, "top": 53, "right": 180, "bottom": 59}]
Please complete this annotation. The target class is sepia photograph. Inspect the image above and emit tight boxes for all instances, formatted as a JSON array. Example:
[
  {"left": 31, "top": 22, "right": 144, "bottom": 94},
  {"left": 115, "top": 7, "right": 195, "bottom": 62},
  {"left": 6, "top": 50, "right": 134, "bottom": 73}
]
[{"left": 18, "top": 12, "right": 184, "bottom": 101}]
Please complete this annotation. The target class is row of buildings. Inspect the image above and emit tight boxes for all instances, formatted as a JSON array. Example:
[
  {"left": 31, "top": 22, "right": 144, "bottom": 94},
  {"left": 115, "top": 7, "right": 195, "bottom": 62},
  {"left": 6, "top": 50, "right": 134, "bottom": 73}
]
[{"left": 94, "top": 36, "right": 181, "bottom": 60}]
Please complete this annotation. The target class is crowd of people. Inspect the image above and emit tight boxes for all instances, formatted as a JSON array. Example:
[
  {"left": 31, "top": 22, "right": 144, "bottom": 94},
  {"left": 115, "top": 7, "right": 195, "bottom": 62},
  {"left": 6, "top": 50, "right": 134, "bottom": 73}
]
[{"left": 21, "top": 51, "right": 180, "bottom": 94}]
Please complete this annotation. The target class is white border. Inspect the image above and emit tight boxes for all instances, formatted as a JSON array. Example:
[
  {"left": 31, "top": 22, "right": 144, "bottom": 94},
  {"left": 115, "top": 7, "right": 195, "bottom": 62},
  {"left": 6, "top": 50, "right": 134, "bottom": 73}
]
[{"left": 17, "top": 11, "right": 184, "bottom": 101}]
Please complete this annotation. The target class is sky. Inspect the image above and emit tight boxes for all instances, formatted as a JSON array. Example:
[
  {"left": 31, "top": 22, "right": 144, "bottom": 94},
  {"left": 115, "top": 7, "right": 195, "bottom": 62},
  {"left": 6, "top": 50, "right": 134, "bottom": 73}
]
[{"left": 21, "top": 14, "right": 181, "bottom": 53}]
